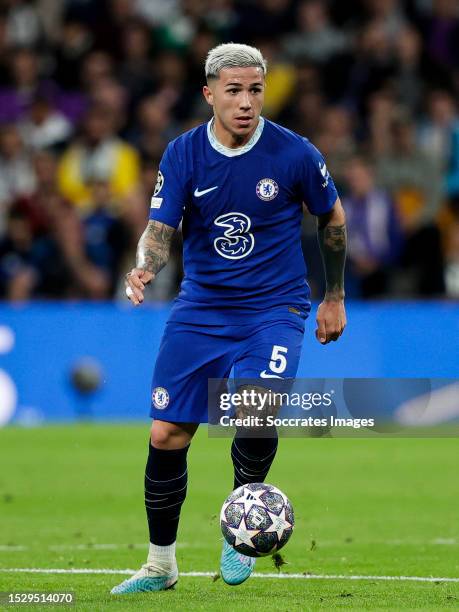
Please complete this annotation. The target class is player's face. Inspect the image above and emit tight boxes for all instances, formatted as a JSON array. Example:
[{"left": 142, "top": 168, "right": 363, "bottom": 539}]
[{"left": 203, "top": 66, "right": 265, "bottom": 148}]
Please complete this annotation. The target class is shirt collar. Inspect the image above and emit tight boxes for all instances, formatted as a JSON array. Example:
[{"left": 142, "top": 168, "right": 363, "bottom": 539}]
[{"left": 207, "top": 116, "right": 265, "bottom": 157}]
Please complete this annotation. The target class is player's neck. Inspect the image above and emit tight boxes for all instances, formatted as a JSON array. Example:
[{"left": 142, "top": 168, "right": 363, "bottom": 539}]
[{"left": 212, "top": 117, "right": 259, "bottom": 149}]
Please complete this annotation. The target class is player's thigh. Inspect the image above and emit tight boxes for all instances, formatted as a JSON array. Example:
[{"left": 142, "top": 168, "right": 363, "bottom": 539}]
[
  {"left": 233, "top": 319, "right": 305, "bottom": 380},
  {"left": 151, "top": 322, "right": 233, "bottom": 423}
]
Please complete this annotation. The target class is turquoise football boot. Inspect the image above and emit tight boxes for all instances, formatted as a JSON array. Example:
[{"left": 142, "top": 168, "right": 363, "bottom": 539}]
[
  {"left": 110, "top": 563, "right": 178, "bottom": 594},
  {"left": 220, "top": 541, "right": 256, "bottom": 586}
]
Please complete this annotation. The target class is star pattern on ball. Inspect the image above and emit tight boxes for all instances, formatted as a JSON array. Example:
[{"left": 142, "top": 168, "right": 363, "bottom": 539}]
[
  {"left": 227, "top": 519, "right": 260, "bottom": 548},
  {"left": 263, "top": 507, "right": 293, "bottom": 539}
]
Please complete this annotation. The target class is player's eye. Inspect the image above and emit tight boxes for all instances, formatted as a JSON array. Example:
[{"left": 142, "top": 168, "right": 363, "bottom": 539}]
[
  {"left": 251, "top": 88, "right": 262, "bottom": 94},
  {"left": 227, "top": 89, "right": 239, "bottom": 94}
]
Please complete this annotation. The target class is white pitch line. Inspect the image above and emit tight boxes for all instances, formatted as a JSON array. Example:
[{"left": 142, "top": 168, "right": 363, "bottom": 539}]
[
  {"left": 0, "top": 539, "right": 456, "bottom": 552},
  {"left": 0, "top": 542, "right": 200, "bottom": 552},
  {"left": 0, "top": 568, "right": 458, "bottom": 583}
]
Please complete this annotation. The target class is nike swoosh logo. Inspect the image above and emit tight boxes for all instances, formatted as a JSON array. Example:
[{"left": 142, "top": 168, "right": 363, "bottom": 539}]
[
  {"left": 194, "top": 186, "right": 218, "bottom": 197},
  {"left": 260, "top": 370, "right": 283, "bottom": 379}
]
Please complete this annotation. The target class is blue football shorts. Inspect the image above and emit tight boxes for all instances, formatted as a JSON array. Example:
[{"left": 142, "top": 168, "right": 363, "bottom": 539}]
[{"left": 150, "top": 311, "right": 306, "bottom": 423}]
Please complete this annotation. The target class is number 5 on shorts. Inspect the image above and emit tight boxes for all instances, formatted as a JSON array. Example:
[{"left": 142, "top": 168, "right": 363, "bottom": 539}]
[{"left": 269, "top": 345, "right": 288, "bottom": 374}]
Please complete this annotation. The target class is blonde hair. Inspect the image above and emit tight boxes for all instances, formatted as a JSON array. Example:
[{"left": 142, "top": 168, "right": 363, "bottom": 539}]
[{"left": 205, "top": 43, "right": 267, "bottom": 80}]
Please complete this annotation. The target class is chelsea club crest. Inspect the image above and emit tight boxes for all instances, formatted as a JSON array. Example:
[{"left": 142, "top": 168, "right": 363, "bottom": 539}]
[
  {"left": 152, "top": 386, "right": 169, "bottom": 409},
  {"left": 256, "top": 178, "right": 279, "bottom": 201}
]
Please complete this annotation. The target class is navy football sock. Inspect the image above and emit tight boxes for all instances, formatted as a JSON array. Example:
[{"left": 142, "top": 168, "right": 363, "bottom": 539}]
[
  {"left": 144, "top": 442, "right": 189, "bottom": 546},
  {"left": 231, "top": 432, "right": 278, "bottom": 489}
]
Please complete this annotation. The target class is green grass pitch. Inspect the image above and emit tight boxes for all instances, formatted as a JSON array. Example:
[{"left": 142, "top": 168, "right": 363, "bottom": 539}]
[{"left": 0, "top": 424, "right": 458, "bottom": 610}]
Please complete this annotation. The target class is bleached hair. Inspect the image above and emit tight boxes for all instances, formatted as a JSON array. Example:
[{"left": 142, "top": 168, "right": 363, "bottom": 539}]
[{"left": 205, "top": 43, "right": 267, "bottom": 80}]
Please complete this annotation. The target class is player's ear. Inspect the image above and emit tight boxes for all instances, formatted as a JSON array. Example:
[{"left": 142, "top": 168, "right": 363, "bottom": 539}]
[{"left": 203, "top": 85, "right": 214, "bottom": 107}]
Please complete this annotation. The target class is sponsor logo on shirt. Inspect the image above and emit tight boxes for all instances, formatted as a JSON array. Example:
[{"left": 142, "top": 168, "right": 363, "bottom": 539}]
[
  {"left": 194, "top": 186, "right": 219, "bottom": 197},
  {"left": 256, "top": 178, "right": 279, "bottom": 201},
  {"left": 213, "top": 212, "right": 255, "bottom": 260}
]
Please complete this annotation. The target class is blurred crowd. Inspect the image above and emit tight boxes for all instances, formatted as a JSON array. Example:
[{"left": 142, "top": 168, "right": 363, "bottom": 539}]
[{"left": 1, "top": 0, "right": 459, "bottom": 301}]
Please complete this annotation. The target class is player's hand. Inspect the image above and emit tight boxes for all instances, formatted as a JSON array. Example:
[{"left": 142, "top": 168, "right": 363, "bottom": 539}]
[
  {"left": 315, "top": 298, "right": 346, "bottom": 344},
  {"left": 125, "top": 268, "right": 154, "bottom": 306}
]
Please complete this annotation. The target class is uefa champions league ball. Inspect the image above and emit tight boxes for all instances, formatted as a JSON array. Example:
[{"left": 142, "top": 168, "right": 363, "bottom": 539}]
[{"left": 220, "top": 483, "right": 294, "bottom": 557}]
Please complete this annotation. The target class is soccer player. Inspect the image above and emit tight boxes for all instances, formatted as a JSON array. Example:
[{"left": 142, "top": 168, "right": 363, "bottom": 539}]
[{"left": 112, "top": 43, "right": 346, "bottom": 594}]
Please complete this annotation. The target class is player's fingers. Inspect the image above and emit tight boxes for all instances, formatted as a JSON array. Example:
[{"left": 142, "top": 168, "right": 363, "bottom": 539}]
[
  {"left": 315, "top": 318, "right": 327, "bottom": 344},
  {"left": 125, "top": 281, "right": 144, "bottom": 305},
  {"left": 126, "top": 287, "right": 141, "bottom": 305},
  {"left": 125, "top": 271, "right": 145, "bottom": 290}
]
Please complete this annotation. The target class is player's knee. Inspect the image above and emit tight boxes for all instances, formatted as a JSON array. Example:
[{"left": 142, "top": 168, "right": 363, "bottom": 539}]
[{"left": 150, "top": 421, "right": 193, "bottom": 449}]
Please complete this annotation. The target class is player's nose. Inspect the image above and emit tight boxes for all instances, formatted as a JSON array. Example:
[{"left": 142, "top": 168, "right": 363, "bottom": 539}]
[{"left": 239, "top": 92, "right": 252, "bottom": 110}]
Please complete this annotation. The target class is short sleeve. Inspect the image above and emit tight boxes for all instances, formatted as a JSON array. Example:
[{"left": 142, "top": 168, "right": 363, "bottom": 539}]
[
  {"left": 297, "top": 139, "right": 338, "bottom": 215},
  {"left": 149, "top": 142, "right": 188, "bottom": 228}
]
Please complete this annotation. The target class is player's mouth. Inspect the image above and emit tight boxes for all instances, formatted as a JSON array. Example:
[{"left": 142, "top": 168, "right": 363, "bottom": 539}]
[{"left": 234, "top": 116, "right": 253, "bottom": 128}]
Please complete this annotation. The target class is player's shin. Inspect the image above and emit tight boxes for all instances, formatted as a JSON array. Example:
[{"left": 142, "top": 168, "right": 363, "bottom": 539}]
[
  {"left": 231, "top": 428, "right": 278, "bottom": 489},
  {"left": 144, "top": 442, "right": 189, "bottom": 570}
]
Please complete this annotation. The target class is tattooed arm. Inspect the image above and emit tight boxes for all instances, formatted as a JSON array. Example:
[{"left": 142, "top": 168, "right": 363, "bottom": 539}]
[
  {"left": 315, "top": 198, "right": 347, "bottom": 344},
  {"left": 125, "top": 220, "right": 175, "bottom": 306}
]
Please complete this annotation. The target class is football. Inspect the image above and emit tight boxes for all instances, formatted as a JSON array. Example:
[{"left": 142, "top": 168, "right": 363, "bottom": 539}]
[{"left": 220, "top": 482, "right": 294, "bottom": 557}]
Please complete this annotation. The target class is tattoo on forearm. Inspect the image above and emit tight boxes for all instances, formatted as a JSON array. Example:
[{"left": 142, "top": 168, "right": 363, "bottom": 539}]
[
  {"left": 136, "top": 220, "right": 175, "bottom": 274},
  {"left": 318, "top": 222, "right": 347, "bottom": 300}
]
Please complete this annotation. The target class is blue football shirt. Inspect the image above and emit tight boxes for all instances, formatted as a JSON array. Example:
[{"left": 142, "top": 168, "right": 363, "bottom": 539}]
[{"left": 149, "top": 117, "right": 338, "bottom": 324}]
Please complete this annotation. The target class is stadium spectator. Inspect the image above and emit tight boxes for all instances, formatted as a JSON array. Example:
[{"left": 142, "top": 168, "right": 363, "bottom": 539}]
[
  {"left": 38, "top": 200, "right": 111, "bottom": 298},
  {"left": 51, "top": 13, "right": 94, "bottom": 91},
  {"left": 127, "top": 95, "right": 177, "bottom": 161},
  {"left": 0, "top": 207, "right": 36, "bottom": 300},
  {"left": 0, "top": 46, "right": 46, "bottom": 123},
  {"left": 150, "top": 50, "right": 192, "bottom": 122},
  {"left": 12, "top": 148, "right": 65, "bottom": 237},
  {"left": 375, "top": 112, "right": 446, "bottom": 294},
  {"left": 0, "top": 124, "right": 35, "bottom": 210},
  {"left": 362, "top": 0, "right": 407, "bottom": 40},
  {"left": 36, "top": 0, "right": 64, "bottom": 44},
  {"left": 283, "top": 0, "right": 350, "bottom": 64},
  {"left": 57, "top": 104, "right": 140, "bottom": 210},
  {"left": 118, "top": 18, "right": 155, "bottom": 108},
  {"left": 376, "top": 111, "right": 443, "bottom": 229},
  {"left": 82, "top": 179, "right": 129, "bottom": 294},
  {"left": 232, "top": 0, "right": 295, "bottom": 41},
  {"left": 205, "top": 0, "right": 239, "bottom": 41},
  {"left": 134, "top": 0, "right": 180, "bottom": 27},
  {"left": 280, "top": 88, "right": 325, "bottom": 142},
  {"left": 18, "top": 93, "right": 73, "bottom": 150},
  {"left": 419, "top": 0, "right": 459, "bottom": 71},
  {"left": 344, "top": 19, "right": 395, "bottom": 114},
  {"left": 392, "top": 26, "right": 425, "bottom": 114},
  {"left": 418, "top": 89, "right": 458, "bottom": 170},
  {"left": 80, "top": 50, "right": 115, "bottom": 94},
  {"left": 4, "top": 0, "right": 43, "bottom": 48},
  {"left": 0, "top": 199, "right": 113, "bottom": 301},
  {"left": 315, "top": 105, "right": 357, "bottom": 190},
  {"left": 256, "top": 38, "right": 297, "bottom": 119},
  {"left": 343, "top": 156, "right": 402, "bottom": 297}
]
